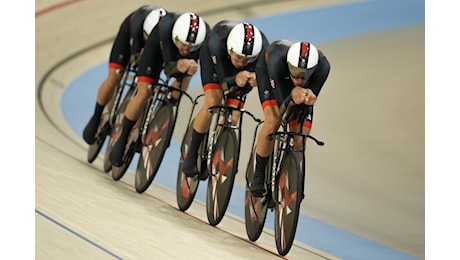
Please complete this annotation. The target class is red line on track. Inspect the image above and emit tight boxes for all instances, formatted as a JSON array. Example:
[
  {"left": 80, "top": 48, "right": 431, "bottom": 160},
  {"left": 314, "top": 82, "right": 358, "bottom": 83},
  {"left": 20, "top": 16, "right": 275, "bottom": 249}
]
[{"left": 35, "top": 0, "right": 83, "bottom": 17}]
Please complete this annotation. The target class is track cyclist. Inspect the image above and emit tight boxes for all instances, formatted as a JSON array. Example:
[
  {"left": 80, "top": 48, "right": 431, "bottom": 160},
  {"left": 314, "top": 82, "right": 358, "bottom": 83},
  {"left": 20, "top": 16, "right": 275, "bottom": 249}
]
[
  {"left": 182, "top": 20, "right": 269, "bottom": 177},
  {"left": 82, "top": 5, "right": 167, "bottom": 145},
  {"left": 109, "top": 12, "right": 210, "bottom": 167},
  {"left": 249, "top": 40, "right": 331, "bottom": 196}
]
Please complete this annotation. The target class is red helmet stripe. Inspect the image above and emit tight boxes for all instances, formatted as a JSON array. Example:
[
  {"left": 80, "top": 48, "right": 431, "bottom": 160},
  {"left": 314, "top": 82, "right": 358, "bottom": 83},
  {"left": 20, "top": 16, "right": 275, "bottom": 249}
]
[
  {"left": 244, "top": 23, "right": 253, "bottom": 41},
  {"left": 186, "top": 13, "right": 199, "bottom": 43},
  {"left": 300, "top": 42, "right": 309, "bottom": 59},
  {"left": 297, "top": 42, "right": 310, "bottom": 68},
  {"left": 242, "top": 23, "right": 255, "bottom": 56}
]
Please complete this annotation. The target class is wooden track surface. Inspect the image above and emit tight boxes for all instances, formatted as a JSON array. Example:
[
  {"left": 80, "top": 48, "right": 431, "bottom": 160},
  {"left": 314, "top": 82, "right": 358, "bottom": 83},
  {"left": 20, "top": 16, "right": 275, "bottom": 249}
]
[{"left": 35, "top": 1, "right": 425, "bottom": 259}]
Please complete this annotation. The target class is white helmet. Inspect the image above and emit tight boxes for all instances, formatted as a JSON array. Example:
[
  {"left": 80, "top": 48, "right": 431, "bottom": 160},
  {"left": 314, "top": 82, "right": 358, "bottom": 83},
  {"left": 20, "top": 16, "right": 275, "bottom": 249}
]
[
  {"left": 287, "top": 41, "right": 319, "bottom": 69},
  {"left": 227, "top": 22, "right": 263, "bottom": 59},
  {"left": 172, "top": 12, "right": 207, "bottom": 48},
  {"left": 143, "top": 8, "right": 167, "bottom": 36}
]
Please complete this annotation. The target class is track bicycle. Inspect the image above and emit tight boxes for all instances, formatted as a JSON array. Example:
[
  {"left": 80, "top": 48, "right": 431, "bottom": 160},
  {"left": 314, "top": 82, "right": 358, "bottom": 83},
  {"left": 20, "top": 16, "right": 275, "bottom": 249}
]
[
  {"left": 244, "top": 101, "right": 324, "bottom": 256},
  {"left": 87, "top": 59, "right": 138, "bottom": 165},
  {"left": 108, "top": 77, "right": 194, "bottom": 192},
  {"left": 176, "top": 86, "right": 262, "bottom": 227}
]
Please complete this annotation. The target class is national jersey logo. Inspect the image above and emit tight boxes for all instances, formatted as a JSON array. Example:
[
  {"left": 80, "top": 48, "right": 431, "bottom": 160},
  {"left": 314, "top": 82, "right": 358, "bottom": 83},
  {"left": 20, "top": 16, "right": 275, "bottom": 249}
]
[{"left": 263, "top": 90, "right": 270, "bottom": 100}]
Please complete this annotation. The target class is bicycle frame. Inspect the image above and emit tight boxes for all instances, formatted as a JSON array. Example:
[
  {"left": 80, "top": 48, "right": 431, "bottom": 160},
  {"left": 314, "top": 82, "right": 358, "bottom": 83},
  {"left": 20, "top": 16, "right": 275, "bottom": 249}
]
[
  {"left": 138, "top": 78, "right": 194, "bottom": 146},
  {"left": 88, "top": 59, "right": 139, "bottom": 164},
  {"left": 269, "top": 118, "right": 304, "bottom": 206},
  {"left": 206, "top": 107, "right": 242, "bottom": 175},
  {"left": 109, "top": 62, "right": 138, "bottom": 127},
  {"left": 204, "top": 86, "right": 262, "bottom": 226},
  {"left": 111, "top": 76, "right": 194, "bottom": 180},
  {"left": 268, "top": 103, "right": 323, "bottom": 204},
  {"left": 244, "top": 101, "right": 324, "bottom": 255},
  {"left": 206, "top": 87, "right": 261, "bottom": 175}
]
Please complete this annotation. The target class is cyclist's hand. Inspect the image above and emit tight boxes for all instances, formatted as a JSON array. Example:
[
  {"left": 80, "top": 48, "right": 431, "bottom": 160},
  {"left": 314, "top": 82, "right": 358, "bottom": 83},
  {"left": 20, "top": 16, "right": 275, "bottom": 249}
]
[
  {"left": 247, "top": 72, "right": 257, "bottom": 87},
  {"left": 177, "top": 59, "right": 198, "bottom": 75},
  {"left": 235, "top": 70, "right": 252, "bottom": 87},
  {"left": 303, "top": 88, "right": 317, "bottom": 105},
  {"left": 186, "top": 60, "right": 198, "bottom": 75},
  {"left": 177, "top": 59, "right": 189, "bottom": 73},
  {"left": 292, "top": 87, "right": 316, "bottom": 105}
]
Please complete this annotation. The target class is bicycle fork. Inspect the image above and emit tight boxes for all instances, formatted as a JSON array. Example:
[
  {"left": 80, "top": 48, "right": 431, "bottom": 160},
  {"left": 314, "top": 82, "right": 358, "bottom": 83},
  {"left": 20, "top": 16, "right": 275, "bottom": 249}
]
[
  {"left": 139, "top": 98, "right": 156, "bottom": 149},
  {"left": 270, "top": 134, "right": 294, "bottom": 206},
  {"left": 206, "top": 109, "right": 225, "bottom": 176}
]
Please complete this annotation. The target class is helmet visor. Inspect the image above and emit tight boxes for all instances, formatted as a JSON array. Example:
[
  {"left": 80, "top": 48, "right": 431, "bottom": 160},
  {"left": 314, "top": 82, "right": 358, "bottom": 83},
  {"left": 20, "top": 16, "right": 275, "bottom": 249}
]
[
  {"left": 288, "top": 63, "right": 316, "bottom": 80},
  {"left": 174, "top": 36, "right": 200, "bottom": 52}
]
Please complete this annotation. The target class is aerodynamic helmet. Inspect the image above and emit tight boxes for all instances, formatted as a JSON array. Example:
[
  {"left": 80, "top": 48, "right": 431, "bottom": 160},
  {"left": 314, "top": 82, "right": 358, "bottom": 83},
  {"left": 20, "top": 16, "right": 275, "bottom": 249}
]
[
  {"left": 287, "top": 41, "right": 319, "bottom": 79},
  {"left": 172, "top": 12, "right": 207, "bottom": 49},
  {"left": 226, "top": 22, "right": 263, "bottom": 60},
  {"left": 143, "top": 8, "right": 167, "bottom": 37}
]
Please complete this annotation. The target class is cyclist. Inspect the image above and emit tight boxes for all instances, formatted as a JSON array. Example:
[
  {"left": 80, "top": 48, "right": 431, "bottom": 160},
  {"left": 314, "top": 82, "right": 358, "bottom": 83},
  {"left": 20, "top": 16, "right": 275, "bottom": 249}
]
[
  {"left": 82, "top": 5, "right": 167, "bottom": 145},
  {"left": 109, "top": 12, "right": 210, "bottom": 167},
  {"left": 182, "top": 20, "right": 269, "bottom": 177},
  {"left": 249, "top": 40, "right": 331, "bottom": 196}
]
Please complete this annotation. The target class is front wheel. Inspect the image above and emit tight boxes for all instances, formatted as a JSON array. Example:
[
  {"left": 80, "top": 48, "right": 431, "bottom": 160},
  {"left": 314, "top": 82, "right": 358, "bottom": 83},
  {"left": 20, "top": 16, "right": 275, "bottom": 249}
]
[
  {"left": 111, "top": 120, "right": 139, "bottom": 181},
  {"left": 274, "top": 151, "right": 303, "bottom": 256},
  {"left": 103, "top": 87, "right": 135, "bottom": 172},
  {"left": 206, "top": 128, "right": 238, "bottom": 226},
  {"left": 244, "top": 145, "right": 268, "bottom": 241},
  {"left": 135, "top": 103, "right": 174, "bottom": 193},
  {"left": 176, "top": 118, "right": 208, "bottom": 211},
  {"left": 87, "top": 108, "right": 111, "bottom": 163}
]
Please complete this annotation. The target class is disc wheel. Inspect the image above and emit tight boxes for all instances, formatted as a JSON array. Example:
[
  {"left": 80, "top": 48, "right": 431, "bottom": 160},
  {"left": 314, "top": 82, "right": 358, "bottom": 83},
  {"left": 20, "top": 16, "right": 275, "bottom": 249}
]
[
  {"left": 274, "top": 151, "right": 302, "bottom": 256},
  {"left": 176, "top": 118, "right": 208, "bottom": 211},
  {"left": 102, "top": 87, "right": 134, "bottom": 172},
  {"left": 135, "top": 103, "right": 174, "bottom": 193},
  {"left": 110, "top": 119, "right": 139, "bottom": 181},
  {"left": 244, "top": 145, "right": 268, "bottom": 241},
  {"left": 206, "top": 129, "right": 238, "bottom": 226},
  {"left": 87, "top": 109, "right": 110, "bottom": 163}
]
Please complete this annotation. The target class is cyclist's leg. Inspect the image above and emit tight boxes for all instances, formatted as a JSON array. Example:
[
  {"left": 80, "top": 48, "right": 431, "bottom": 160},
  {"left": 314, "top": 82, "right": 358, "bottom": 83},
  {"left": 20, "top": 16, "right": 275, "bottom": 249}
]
[
  {"left": 250, "top": 103, "right": 281, "bottom": 196},
  {"left": 83, "top": 18, "right": 130, "bottom": 144},
  {"left": 182, "top": 86, "right": 223, "bottom": 177},
  {"left": 227, "top": 97, "right": 242, "bottom": 126},
  {"left": 183, "top": 47, "right": 222, "bottom": 176},
  {"left": 226, "top": 86, "right": 250, "bottom": 126},
  {"left": 83, "top": 68, "right": 124, "bottom": 144},
  {"left": 109, "top": 81, "right": 151, "bottom": 166},
  {"left": 290, "top": 107, "right": 313, "bottom": 153},
  {"left": 289, "top": 115, "right": 313, "bottom": 200}
]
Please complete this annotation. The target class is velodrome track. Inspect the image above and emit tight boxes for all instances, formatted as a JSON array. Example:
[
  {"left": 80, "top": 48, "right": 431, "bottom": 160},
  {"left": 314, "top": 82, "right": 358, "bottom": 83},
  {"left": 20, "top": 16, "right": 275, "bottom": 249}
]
[{"left": 35, "top": 0, "right": 425, "bottom": 259}]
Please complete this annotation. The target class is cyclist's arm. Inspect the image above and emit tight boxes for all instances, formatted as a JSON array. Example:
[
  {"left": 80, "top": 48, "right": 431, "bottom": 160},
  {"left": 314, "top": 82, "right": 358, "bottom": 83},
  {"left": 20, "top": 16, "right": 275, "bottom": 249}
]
[
  {"left": 163, "top": 61, "right": 180, "bottom": 78},
  {"left": 159, "top": 13, "right": 182, "bottom": 79},
  {"left": 304, "top": 51, "right": 331, "bottom": 97},
  {"left": 221, "top": 76, "right": 237, "bottom": 89},
  {"left": 203, "top": 34, "right": 237, "bottom": 90},
  {"left": 279, "top": 97, "right": 294, "bottom": 118}
]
